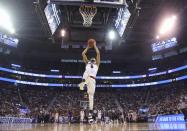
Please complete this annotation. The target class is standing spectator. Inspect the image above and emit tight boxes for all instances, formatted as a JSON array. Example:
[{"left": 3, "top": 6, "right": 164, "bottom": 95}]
[{"left": 80, "top": 109, "right": 85, "bottom": 124}]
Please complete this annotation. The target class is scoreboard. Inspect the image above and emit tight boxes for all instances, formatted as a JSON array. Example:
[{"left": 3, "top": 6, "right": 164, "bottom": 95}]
[
  {"left": 152, "top": 37, "right": 177, "bottom": 52},
  {"left": 44, "top": 3, "right": 60, "bottom": 34},
  {"left": 115, "top": 8, "right": 131, "bottom": 37},
  {"left": 0, "top": 33, "right": 19, "bottom": 48}
]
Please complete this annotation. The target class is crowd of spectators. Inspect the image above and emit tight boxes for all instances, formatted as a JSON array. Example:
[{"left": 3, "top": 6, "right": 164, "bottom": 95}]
[
  {"left": 147, "top": 83, "right": 186, "bottom": 115},
  {"left": 0, "top": 85, "right": 19, "bottom": 116},
  {"left": 0, "top": 81, "right": 186, "bottom": 123}
]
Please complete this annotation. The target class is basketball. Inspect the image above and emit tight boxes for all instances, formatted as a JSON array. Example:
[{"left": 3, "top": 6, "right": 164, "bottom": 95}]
[{"left": 88, "top": 39, "right": 96, "bottom": 48}]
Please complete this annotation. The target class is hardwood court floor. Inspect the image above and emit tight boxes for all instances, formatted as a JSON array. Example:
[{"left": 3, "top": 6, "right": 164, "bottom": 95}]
[{"left": 0, "top": 123, "right": 186, "bottom": 131}]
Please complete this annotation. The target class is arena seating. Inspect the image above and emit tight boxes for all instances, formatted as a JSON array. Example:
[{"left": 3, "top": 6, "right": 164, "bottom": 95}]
[{"left": 0, "top": 81, "right": 186, "bottom": 123}]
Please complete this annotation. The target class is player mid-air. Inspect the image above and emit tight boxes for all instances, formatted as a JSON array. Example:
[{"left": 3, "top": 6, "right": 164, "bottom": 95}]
[{"left": 79, "top": 39, "right": 100, "bottom": 123}]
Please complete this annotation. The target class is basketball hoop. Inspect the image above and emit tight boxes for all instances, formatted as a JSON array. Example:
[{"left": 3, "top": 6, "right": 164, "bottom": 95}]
[{"left": 79, "top": 5, "right": 97, "bottom": 27}]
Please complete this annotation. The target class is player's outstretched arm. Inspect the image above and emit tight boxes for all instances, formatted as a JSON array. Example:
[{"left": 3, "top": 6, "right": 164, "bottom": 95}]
[
  {"left": 82, "top": 46, "right": 89, "bottom": 64},
  {"left": 94, "top": 43, "right": 100, "bottom": 66}
]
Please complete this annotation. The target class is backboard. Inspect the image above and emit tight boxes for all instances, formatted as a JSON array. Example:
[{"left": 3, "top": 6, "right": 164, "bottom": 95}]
[{"left": 48, "top": 0, "right": 126, "bottom": 8}]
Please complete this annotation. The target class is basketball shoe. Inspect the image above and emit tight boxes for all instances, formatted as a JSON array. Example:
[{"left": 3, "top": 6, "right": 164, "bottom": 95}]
[{"left": 79, "top": 82, "right": 85, "bottom": 90}]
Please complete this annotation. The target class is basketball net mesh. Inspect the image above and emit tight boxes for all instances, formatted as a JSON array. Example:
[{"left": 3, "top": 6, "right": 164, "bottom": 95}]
[{"left": 79, "top": 5, "right": 97, "bottom": 27}]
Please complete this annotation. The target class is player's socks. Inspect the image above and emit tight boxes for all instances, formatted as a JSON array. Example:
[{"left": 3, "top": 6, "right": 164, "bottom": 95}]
[{"left": 88, "top": 110, "right": 94, "bottom": 124}]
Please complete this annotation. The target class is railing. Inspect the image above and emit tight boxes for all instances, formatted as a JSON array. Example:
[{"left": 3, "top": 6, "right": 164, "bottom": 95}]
[
  {"left": 0, "top": 65, "right": 187, "bottom": 79},
  {"left": 0, "top": 74, "right": 186, "bottom": 87}
]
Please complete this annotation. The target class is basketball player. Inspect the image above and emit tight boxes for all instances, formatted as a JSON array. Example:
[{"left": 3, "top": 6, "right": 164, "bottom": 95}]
[
  {"left": 80, "top": 109, "right": 85, "bottom": 124},
  {"left": 79, "top": 39, "right": 100, "bottom": 123},
  {"left": 97, "top": 109, "right": 102, "bottom": 124}
]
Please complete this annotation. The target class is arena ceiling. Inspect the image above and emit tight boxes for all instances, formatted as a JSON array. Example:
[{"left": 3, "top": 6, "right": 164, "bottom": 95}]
[{"left": 0, "top": 0, "right": 187, "bottom": 66}]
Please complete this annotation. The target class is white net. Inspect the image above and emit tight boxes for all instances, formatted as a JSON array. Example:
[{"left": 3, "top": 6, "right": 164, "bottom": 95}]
[{"left": 79, "top": 5, "right": 97, "bottom": 27}]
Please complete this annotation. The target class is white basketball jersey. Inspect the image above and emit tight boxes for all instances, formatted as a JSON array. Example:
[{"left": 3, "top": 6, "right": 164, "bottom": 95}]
[
  {"left": 80, "top": 111, "right": 85, "bottom": 118},
  {"left": 84, "top": 62, "right": 98, "bottom": 78},
  {"left": 98, "top": 110, "right": 102, "bottom": 119}
]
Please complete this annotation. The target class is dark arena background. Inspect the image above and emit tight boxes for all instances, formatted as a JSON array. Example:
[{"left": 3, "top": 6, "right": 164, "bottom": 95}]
[{"left": 0, "top": 0, "right": 187, "bottom": 130}]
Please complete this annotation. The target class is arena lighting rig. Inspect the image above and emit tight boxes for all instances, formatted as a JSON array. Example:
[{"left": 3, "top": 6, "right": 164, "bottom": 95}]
[
  {"left": 156, "top": 15, "right": 177, "bottom": 39},
  {"left": 159, "top": 15, "right": 177, "bottom": 35},
  {"left": 0, "top": 7, "right": 15, "bottom": 34},
  {"left": 108, "top": 30, "right": 116, "bottom": 40}
]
